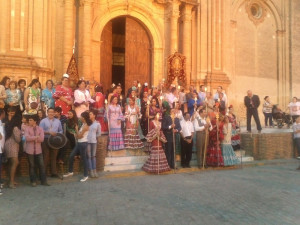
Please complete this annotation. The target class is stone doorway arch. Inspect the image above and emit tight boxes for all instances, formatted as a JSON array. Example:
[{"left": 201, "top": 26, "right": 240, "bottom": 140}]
[
  {"left": 100, "top": 16, "right": 152, "bottom": 94},
  {"left": 92, "top": 9, "right": 164, "bottom": 95}
]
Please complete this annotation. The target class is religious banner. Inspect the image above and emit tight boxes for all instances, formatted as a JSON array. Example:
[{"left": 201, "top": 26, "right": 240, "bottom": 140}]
[
  {"left": 166, "top": 52, "right": 186, "bottom": 88},
  {"left": 66, "top": 53, "right": 79, "bottom": 89}
]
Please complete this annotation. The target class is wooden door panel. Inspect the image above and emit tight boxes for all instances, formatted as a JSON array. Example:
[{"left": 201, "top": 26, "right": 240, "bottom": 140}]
[
  {"left": 100, "top": 21, "right": 112, "bottom": 94},
  {"left": 125, "top": 17, "right": 151, "bottom": 92}
]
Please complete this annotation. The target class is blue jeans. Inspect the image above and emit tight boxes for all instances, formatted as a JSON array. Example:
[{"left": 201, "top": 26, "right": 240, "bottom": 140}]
[
  {"left": 263, "top": 112, "right": 273, "bottom": 126},
  {"left": 68, "top": 142, "right": 88, "bottom": 177},
  {"left": 87, "top": 143, "right": 97, "bottom": 170}
]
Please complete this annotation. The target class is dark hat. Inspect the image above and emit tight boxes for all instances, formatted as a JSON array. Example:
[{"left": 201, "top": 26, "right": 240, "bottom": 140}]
[{"left": 48, "top": 133, "right": 67, "bottom": 149}]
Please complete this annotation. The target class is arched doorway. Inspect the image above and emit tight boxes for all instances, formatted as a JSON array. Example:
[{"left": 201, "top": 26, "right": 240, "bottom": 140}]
[{"left": 100, "top": 16, "right": 152, "bottom": 94}]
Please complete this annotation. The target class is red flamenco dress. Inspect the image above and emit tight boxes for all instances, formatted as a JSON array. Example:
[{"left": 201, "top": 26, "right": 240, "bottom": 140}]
[
  {"left": 142, "top": 120, "right": 170, "bottom": 174},
  {"left": 206, "top": 118, "right": 224, "bottom": 167},
  {"left": 92, "top": 92, "right": 108, "bottom": 134},
  {"left": 53, "top": 85, "right": 73, "bottom": 117}
]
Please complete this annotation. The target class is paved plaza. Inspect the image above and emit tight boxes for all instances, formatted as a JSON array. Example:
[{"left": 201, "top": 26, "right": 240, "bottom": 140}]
[{"left": 1, "top": 160, "right": 300, "bottom": 225}]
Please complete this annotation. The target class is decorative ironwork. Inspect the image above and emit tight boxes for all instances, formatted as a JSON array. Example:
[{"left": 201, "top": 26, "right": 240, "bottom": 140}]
[
  {"left": 66, "top": 54, "right": 79, "bottom": 88},
  {"left": 166, "top": 52, "right": 186, "bottom": 88}
]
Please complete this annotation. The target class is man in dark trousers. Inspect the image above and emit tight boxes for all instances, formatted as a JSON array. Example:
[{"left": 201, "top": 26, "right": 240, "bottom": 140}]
[
  {"left": 244, "top": 90, "right": 262, "bottom": 133},
  {"left": 161, "top": 101, "right": 181, "bottom": 169}
]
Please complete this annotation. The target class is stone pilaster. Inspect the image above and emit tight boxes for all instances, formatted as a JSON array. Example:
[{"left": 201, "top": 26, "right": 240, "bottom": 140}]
[
  {"left": 169, "top": 0, "right": 180, "bottom": 55},
  {"left": 78, "top": 0, "right": 93, "bottom": 80},
  {"left": 63, "top": 0, "right": 75, "bottom": 73},
  {"left": 182, "top": 4, "right": 194, "bottom": 86}
]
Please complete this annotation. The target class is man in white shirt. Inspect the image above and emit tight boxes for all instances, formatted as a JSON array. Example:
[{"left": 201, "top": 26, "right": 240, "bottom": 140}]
[
  {"left": 193, "top": 109, "right": 212, "bottom": 168},
  {"left": 0, "top": 109, "right": 5, "bottom": 194},
  {"left": 180, "top": 112, "right": 194, "bottom": 168}
]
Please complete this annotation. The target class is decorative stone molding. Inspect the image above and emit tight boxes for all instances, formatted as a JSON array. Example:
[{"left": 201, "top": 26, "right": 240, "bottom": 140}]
[
  {"left": 276, "top": 30, "right": 286, "bottom": 37},
  {"left": 245, "top": 0, "right": 268, "bottom": 26}
]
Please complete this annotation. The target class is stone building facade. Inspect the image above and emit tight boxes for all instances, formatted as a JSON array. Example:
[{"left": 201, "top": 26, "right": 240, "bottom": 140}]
[{"left": 0, "top": 0, "right": 299, "bottom": 121}]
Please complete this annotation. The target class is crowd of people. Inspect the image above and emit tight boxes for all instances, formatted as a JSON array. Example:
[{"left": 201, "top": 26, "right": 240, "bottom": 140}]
[{"left": 0, "top": 74, "right": 300, "bottom": 196}]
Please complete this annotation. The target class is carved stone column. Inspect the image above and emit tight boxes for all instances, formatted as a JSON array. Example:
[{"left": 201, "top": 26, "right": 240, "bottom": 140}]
[
  {"left": 169, "top": 0, "right": 180, "bottom": 55},
  {"left": 203, "top": 0, "right": 230, "bottom": 92},
  {"left": 79, "top": 0, "right": 93, "bottom": 80},
  {"left": 63, "top": 0, "right": 75, "bottom": 72},
  {"left": 182, "top": 4, "right": 194, "bottom": 86}
]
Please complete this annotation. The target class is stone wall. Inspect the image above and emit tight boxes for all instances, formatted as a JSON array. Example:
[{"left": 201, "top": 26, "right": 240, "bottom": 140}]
[{"left": 241, "top": 132, "right": 297, "bottom": 160}]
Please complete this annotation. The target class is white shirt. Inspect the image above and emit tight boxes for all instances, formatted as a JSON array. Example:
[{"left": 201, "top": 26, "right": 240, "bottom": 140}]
[
  {"left": 0, "top": 120, "right": 4, "bottom": 153},
  {"left": 78, "top": 125, "right": 88, "bottom": 143},
  {"left": 180, "top": 119, "right": 194, "bottom": 137},
  {"left": 288, "top": 102, "right": 300, "bottom": 116},
  {"left": 74, "top": 89, "right": 95, "bottom": 104},
  {"left": 193, "top": 114, "right": 212, "bottom": 132}
]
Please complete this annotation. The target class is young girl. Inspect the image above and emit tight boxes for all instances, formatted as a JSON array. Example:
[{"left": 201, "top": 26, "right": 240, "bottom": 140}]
[
  {"left": 263, "top": 96, "right": 273, "bottom": 128},
  {"left": 293, "top": 117, "right": 300, "bottom": 164},
  {"left": 87, "top": 110, "right": 101, "bottom": 178},
  {"left": 221, "top": 116, "right": 239, "bottom": 166},
  {"left": 124, "top": 96, "right": 144, "bottom": 149}
]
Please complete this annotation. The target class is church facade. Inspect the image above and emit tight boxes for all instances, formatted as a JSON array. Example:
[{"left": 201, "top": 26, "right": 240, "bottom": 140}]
[{"left": 0, "top": 0, "right": 299, "bottom": 120}]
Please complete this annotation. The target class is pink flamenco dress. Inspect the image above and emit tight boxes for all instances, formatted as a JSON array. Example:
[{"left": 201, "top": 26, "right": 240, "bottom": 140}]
[
  {"left": 107, "top": 104, "right": 125, "bottom": 151},
  {"left": 92, "top": 92, "right": 108, "bottom": 134},
  {"left": 142, "top": 120, "right": 170, "bottom": 174}
]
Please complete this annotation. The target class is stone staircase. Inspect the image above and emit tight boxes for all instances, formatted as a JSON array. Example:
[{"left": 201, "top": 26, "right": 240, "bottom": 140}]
[
  {"left": 235, "top": 150, "right": 254, "bottom": 163},
  {"left": 104, "top": 149, "right": 253, "bottom": 172}
]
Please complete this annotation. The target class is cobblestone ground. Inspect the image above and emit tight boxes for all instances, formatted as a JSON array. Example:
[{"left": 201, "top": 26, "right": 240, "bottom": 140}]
[{"left": 1, "top": 161, "right": 300, "bottom": 225}]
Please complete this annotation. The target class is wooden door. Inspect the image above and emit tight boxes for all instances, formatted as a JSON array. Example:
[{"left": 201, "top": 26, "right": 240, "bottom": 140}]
[
  {"left": 125, "top": 17, "right": 151, "bottom": 92},
  {"left": 100, "top": 21, "right": 112, "bottom": 94}
]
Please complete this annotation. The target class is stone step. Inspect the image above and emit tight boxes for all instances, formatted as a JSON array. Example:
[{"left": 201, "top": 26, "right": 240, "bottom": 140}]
[
  {"left": 105, "top": 156, "right": 149, "bottom": 166},
  {"left": 237, "top": 156, "right": 254, "bottom": 162},
  {"left": 235, "top": 150, "right": 246, "bottom": 157},
  {"left": 104, "top": 163, "right": 144, "bottom": 172},
  {"left": 106, "top": 149, "right": 149, "bottom": 157},
  {"left": 104, "top": 159, "right": 199, "bottom": 172}
]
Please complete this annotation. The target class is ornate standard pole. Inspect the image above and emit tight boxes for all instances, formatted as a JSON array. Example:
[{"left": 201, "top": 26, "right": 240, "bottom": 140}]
[
  {"left": 105, "top": 99, "right": 112, "bottom": 158},
  {"left": 156, "top": 113, "right": 160, "bottom": 175},
  {"left": 171, "top": 112, "right": 176, "bottom": 173},
  {"left": 147, "top": 100, "right": 150, "bottom": 134},
  {"left": 216, "top": 111, "right": 220, "bottom": 167},
  {"left": 202, "top": 117, "right": 211, "bottom": 169}
]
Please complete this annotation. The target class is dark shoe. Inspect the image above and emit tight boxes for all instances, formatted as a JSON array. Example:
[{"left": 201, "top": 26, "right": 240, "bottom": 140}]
[
  {"left": 41, "top": 182, "right": 51, "bottom": 186},
  {"left": 187, "top": 165, "right": 191, "bottom": 168},
  {"left": 181, "top": 165, "right": 186, "bottom": 168},
  {"left": 31, "top": 182, "right": 37, "bottom": 187}
]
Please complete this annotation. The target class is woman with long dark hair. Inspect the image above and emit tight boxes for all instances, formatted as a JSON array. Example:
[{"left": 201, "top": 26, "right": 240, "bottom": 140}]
[
  {"left": 0, "top": 76, "right": 10, "bottom": 89},
  {"left": 4, "top": 108, "right": 22, "bottom": 188},
  {"left": 24, "top": 79, "right": 41, "bottom": 115},
  {"left": 92, "top": 84, "right": 108, "bottom": 134},
  {"left": 66, "top": 110, "right": 82, "bottom": 150},
  {"left": 63, "top": 111, "right": 92, "bottom": 182},
  {"left": 107, "top": 95, "right": 125, "bottom": 151}
]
